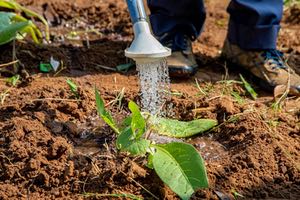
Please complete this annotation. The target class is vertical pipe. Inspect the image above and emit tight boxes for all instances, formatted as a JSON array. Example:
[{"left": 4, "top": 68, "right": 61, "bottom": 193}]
[
  {"left": 126, "top": 0, "right": 147, "bottom": 24},
  {"left": 136, "top": 0, "right": 147, "bottom": 20}
]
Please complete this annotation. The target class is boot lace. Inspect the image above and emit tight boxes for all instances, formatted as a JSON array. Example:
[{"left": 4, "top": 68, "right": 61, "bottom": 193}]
[{"left": 261, "top": 49, "right": 287, "bottom": 70}]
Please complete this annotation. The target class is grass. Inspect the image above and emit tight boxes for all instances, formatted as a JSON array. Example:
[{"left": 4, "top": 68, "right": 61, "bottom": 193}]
[{"left": 284, "top": 0, "right": 300, "bottom": 6}]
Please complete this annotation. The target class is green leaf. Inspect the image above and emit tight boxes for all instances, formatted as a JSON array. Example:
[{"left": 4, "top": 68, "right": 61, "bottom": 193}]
[
  {"left": 146, "top": 154, "right": 154, "bottom": 169},
  {"left": 153, "top": 142, "right": 208, "bottom": 200},
  {"left": 231, "top": 91, "right": 245, "bottom": 104},
  {"left": 116, "top": 127, "right": 150, "bottom": 156},
  {"left": 95, "top": 89, "right": 120, "bottom": 134},
  {"left": 128, "top": 101, "right": 146, "bottom": 139},
  {"left": 0, "top": 12, "right": 30, "bottom": 45},
  {"left": 150, "top": 117, "right": 217, "bottom": 138},
  {"left": 0, "top": 0, "right": 49, "bottom": 41},
  {"left": 120, "top": 116, "right": 132, "bottom": 130},
  {"left": 239, "top": 74, "right": 258, "bottom": 100},
  {"left": 66, "top": 79, "right": 77, "bottom": 93},
  {"left": 116, "top": 63, "right": 135, "bottom": 72}
]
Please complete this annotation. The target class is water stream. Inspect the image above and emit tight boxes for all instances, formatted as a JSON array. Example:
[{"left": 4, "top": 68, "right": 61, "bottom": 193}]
[{"left": 136, "top": 58, "right": 170, "bottom": 115}]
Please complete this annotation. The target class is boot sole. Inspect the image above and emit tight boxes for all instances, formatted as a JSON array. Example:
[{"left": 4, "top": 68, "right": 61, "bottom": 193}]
[{"left": 168, "top": 65, "right": 198, "bottom": 78}]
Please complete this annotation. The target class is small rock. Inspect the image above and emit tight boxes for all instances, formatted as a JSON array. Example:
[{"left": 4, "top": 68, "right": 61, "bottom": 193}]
[
  {"left": 49, "top": 121, "right": 64, "bottom": 134},
  {"left": 65, "top": 121, "right": 79, "bottom": 137}
]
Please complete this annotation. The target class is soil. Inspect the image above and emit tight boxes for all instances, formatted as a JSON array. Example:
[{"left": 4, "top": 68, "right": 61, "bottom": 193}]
[{"left": 0, "top": 0, "right": 300, "bottom": 199}]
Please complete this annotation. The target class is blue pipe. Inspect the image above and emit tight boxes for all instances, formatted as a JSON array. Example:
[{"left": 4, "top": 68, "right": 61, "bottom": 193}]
[{"left": 126, "top": 0, "right": 147, "bottom": 24}]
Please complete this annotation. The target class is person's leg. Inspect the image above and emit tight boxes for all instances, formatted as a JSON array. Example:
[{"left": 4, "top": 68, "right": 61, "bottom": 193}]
[
  {"left": 147, "top": 0, "right": 206, "bottom": 77},
  {"left": 223, "top": 0, "right": 300, "bottom": 95},
  {"left": 147, "top": 0, "right": 206, "bottom": 40},
  {"left": 227, "top": 0, "right": 283, "bottom": 50}
]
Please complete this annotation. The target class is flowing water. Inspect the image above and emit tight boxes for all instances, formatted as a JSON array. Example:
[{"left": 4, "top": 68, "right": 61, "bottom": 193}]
[{"left": 136, "top": 58, "right": 171, "bottom": 115}]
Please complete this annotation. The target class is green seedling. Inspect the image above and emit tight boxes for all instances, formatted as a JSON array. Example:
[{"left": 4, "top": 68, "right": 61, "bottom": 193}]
[
  {"left": 267, "top": 119, "right": 280, "bottom": 128},
  {"left": 6, "top": 74, "right": 19, "bottom": 86},
  {"left": 0, "top": 74, "right": 20, "bottom": 104},
  {"left": 95, "top": 89, "right": 216, "bottom": 200},
  {"left": 231, "top": 189, "right": 245, "bottom": 199},
  {"left": 0, "top": 0, "right": 49, "bottom": 43},
  {"left": 231, "top": 91, "right": 245, "bottom": 104},
  {"left": 239, "top": 74, "right": 258, "bottom": 100},
  {"left": 66, "top": 79, "right": 79, "bottom": 99}
]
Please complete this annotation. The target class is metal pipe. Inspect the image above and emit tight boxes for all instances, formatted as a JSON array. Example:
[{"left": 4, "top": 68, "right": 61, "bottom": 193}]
[
  {"left": 126, "top": 0, "right": 147, "bottom": 24},
  {"left": 136, "top": 0, "right": 147, "bottom": 20}
]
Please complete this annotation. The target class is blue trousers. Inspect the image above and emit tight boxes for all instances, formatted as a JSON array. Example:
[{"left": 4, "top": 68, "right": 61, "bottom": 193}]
[{"left": 147, "top": 0, "right": 283, "bottom": 50}]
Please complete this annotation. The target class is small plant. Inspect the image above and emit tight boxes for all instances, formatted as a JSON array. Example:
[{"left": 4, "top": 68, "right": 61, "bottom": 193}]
[
  {"left": 239, "top": 74, "right": 258, "bottom": 100},
  {"left": 66, "top": 79, "right": 79, "bottom": 99},
  {"left": 0, "top": 74, "right": 19, "bottom": 104},
  {"left": 0, "top": 0, "right": 49, "bottom": 45},
  {"left": 231, "top": 91, "right": 245, "bottom": 104},
  {"left": 95, "top": 89, "right": 218, "bottom": 200}
]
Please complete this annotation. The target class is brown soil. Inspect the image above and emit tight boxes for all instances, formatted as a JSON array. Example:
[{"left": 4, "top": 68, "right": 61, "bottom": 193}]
[{"left": 0, "top": 0, "right": 300, "bottom": 199}]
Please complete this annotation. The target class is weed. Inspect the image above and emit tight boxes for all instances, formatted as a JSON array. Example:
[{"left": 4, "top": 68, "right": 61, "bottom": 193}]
[
  {"left": 6, "top": 74, "right": 19, "bottom": 86},
  {"left": 239, "top": 74, "right": 257, "bottom": 100},
  {"left": 0, "top": 74, "right": 19, "bottom": 104},
  {"left": 231, "top": 91, "right": 245, "bottom": 104},
  {"left": 66, "top": 79, "right": 79, "bottom": 99},
  {"left": 106, "top": 88, "right": 125, "bottom": 111},
  {"left": 195, "top": 78, "right": 208, "bottom": 96},
  {"left": 231, "top": 189, "right": 245, "bottom": 199},
  {"left": 95, "top": 89, "right": 218, "bottom": 200}
]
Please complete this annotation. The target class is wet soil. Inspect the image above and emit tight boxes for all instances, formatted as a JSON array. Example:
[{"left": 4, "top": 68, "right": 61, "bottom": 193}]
[{"left": 0, "top": 0, "right": 300, "bottom": 199}]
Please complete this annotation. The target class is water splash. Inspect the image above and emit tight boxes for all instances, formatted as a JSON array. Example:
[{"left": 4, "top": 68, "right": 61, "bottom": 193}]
[{"left": 136, "top": 58, "right": 170, "bottom": 115}]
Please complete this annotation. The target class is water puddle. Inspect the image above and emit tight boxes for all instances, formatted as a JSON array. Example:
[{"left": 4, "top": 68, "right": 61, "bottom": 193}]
[
  {"left": 189, "top": 137, "right": 228, "bottom": 163},
  {"left": 73, "top": 138, "right": 101, "bottom": 156}
]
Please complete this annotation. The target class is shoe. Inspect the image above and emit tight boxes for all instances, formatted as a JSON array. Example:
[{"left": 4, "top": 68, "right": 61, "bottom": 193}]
[
  {"left": 159, "top": 32, "right": 198, "bottom": 77},
  {"left": 221, "top": 39, "right": 300, "bottom": 96}
]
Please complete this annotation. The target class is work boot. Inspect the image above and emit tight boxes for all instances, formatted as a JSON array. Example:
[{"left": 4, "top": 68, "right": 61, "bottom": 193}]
[
  {"left": 222, "top": 39, "right": 300, "bottom": 96},
  {"left": 159, "top": 32, "right": 198, "bottom": 77}
]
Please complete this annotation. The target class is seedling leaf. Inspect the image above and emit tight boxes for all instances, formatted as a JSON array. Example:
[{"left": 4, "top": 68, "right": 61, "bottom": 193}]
[
  {"left": 231, "top": 91, "right": 245, "bottom": 104},
  {"left": 66, "top": 79, "right": 80, "bottom": 99},
  {"left": 147, "top": 154, "right": 154, "bottom": 169},
  {"left": 95, "top": 89, "right": 120, "bottom": 134},
  {"left": 116, "top": 127, "right": 150, "bottom": 155},
  {"left": 153, "top": 142, "right": 208, "bottom": 200},
  {"left": 239, "top": 74, "right": 258, "bottom": 100},
  {"left": 120, "top": 116, "right": 132, "bottom": 130},
  {"left": 128, "top": 101, "right": 146, "bottom": 139},
  {"left": 150, "top": 117, "right": 217, "bottom": 138},
  {"left": 0, "top": 12, "right": 29, "bottom": 45}
]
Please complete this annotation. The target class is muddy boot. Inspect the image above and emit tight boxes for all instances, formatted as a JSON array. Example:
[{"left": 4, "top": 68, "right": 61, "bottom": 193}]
[
  {"left": 221, "top": 39, "right": 300, "bottom": 96},
  {"left": 159, "top": 32, "right": 198, "bottom": 77}
]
